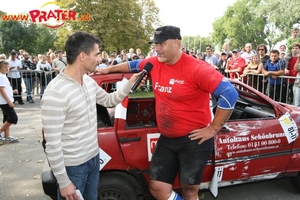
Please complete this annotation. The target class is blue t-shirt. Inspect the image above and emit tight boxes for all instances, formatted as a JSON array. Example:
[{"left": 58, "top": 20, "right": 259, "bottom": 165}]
[{"left": 264, "top": 58, "right": 285, "bottom": 85}]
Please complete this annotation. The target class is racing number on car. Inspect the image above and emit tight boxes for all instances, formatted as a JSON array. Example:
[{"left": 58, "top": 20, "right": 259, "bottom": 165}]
[
  {"left": 279, "top": 112, "right": 299, "bottom": 143},
  {"left": 216, "top": 166, "right": 223, "bottom": 182}
]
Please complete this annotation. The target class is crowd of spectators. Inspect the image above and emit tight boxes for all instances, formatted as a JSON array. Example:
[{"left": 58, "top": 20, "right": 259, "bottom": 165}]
[
  {"left": 0, "top": 49, "right": 67, "bottom": 104},
  {"left": 1, "top": 28, "right": 300, "bottom": 106}
]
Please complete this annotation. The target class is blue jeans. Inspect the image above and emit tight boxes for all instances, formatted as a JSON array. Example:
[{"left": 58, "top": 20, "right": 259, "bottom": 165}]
[
  {"left": 57, "top": 154, "right": 100, "bottom": 200},
  {"left": 23, "top": 77, "right": 34, "bottom": 100}
]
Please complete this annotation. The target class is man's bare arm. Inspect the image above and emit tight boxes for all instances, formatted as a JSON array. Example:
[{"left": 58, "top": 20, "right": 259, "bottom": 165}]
[{"left": 96, "top": 62, "right": 130, "bottom": 74}]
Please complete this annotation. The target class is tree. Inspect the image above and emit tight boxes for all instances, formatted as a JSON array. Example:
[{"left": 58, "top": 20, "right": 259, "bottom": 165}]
[
  {"left": 256, "top": 0, "right": 300, "bottom": 46},
  {"left": 0, "top": 20, "right": 27, "bottom": 54},
  {"left": 54, "top": 26, "right": 72, "bottom": 51},
  {"left": 211, "top": 0, "right": 267, "bottom": 50},
  {"left": 57, "top": 0, "right": 160, "bottom": 54}
]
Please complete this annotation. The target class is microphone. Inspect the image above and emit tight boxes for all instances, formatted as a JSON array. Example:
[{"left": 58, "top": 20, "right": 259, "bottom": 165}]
[{"left": 130, "top": 62, "right": 153, "bottom": 93}]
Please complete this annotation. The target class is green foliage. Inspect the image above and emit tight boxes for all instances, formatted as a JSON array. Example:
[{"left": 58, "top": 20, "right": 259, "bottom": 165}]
[
  {"left": 212, "top": 0, "right": 267, "bottom": 50},
  {"left": 256, "top": 0, "right": 300, "bottom": 47},
  {"left": 57, "top": 0, "right": 160, "bottom": 54},
  {"left": 0, "top": 20, "right": 56, "bottom": 56}
]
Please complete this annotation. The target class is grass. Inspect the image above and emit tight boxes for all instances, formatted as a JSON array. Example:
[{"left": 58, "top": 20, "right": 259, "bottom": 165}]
[{"left": 129, "top": 90, "right": 154, "bottom": 99}]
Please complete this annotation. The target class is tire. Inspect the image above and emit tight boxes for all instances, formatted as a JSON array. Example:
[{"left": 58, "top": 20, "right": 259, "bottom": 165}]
[
  {"left": 291, "top": 173, "right": 300, "bottom": 191},
  {"left": 98, "top": 173, "right": 139, "bottom": 200}
]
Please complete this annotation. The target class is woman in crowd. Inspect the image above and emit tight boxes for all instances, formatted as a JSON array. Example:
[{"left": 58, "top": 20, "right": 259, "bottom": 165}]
[{"left": 241, "top": 54, "right": 263, "bottom": 89}]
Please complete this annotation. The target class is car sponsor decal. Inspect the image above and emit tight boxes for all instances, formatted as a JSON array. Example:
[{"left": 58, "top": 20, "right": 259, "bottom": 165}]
[
  {"left": 99, "top": 148, "right": 111, "bottom": 171},
  {"left": 278, "top": 112, "right": 298, "bottom": 143},
  {"left": 115, "top": 78, "right": 129, "bottom": 120},
  {"left": 147, "top": 133, "right": 160, "bottom": 161}
]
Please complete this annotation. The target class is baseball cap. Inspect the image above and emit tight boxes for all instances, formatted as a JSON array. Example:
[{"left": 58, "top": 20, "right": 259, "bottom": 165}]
[
  {"left": 149, "top": 25, "right": 182, "bottom": 44},
  {"left": 221, "top": 52, "right": 227, "bottom": 56},
  {"left": 232, "top": 49, "right": 239, "bottom": 53},
  {"left": 10, "top": 49, "right": 18, "bottom": 55}
]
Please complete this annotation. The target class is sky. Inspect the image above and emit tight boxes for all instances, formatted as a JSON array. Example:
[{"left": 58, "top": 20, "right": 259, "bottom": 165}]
[{"left": 1, "top": 0, "right": 237, "bottom": 37}]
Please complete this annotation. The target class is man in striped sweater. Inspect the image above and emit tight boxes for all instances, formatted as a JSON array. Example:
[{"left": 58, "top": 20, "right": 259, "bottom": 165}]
[{"left": 41, "top": 31, "right": 143, "bottom": 200}]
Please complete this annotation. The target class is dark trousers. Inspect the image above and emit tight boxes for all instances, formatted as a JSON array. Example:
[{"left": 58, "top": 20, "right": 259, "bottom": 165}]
[
  {"left": 8, "top": 77, "right": 23, "bottom": 103},
  {"left": 269, "top": 84, "right": 287, "bottom": 103}
]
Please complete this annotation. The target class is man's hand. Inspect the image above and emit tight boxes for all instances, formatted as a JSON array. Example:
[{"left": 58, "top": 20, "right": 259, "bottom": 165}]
[
  {"left": 96, "top": 67, "right": 109, "bottom": 74},
  {"left": 60, "top": 182, "right": 79, "bottom": 200},
  {"left": 128, "top": 72, "right": 146, "bottom": 86},
  {"left": 188, "top": 125, "right": 218, "bottom": 145}
]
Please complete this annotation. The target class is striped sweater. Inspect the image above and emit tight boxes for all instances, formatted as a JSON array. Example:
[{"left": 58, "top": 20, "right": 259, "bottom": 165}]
[{"left": 41, "top": 72, "right": 131, "bottom": 188}]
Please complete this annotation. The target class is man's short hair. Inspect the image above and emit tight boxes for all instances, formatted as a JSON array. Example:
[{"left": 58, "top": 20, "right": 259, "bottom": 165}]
[{"left": 292, "top": 42, "right": 300, "bottom": 49}]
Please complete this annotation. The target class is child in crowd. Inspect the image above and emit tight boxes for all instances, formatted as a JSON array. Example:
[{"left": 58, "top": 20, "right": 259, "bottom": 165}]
[{"left": 0, "top": 59, "right": 19, "bottom": 143}]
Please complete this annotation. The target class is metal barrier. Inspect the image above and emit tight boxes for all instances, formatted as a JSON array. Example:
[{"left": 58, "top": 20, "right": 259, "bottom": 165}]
[
  {"left": 230, "top": 73, "right": 299, "bottom": 105},
  {"left": 7, "top": 70, "right": 58, "bottom": 101}
]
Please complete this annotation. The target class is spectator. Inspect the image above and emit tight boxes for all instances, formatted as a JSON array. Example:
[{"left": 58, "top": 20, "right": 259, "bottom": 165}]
[
  {"left": 120, "top": 54, "right": 128, "bottom": 62},
  {"left": 7, "top": 50, "right": 24, "bottom": 105},
  {"left": 262, "top": 49, "right": 286, "bottom": 103},
  {"left": 222, "top": 42, "right": 230, "bottom": 55},
  {"left": 138, "top": 54, "right": 145, "bottom": 59},
  {"left": 150, "top": 44, "right": 157, "bottom": 56},
  {"left": 279, "top": 44, "right": 287, "bottom": 53},
  {"left": 284, "top": 28, "right": 300, "bottom": 67},
  {"left": 241, "top": 54, "right": 263, "bottom": 89},
  {"left": 285, "top": 42, "right": 300, "bottom": 104},
  {"left": 280, "top": 52, "right": 286, "bottom": 59},
  {"left": 293, "top": 51, "right": 300, "bottom": 106},
  {"left": 98, "top": 58, "right": 108, "bottom": 68},
  {"left": 217, "top": 52, "right": 228, "bottom": 75},
  {"left": 0, "top": 54, "right": 6, "bottom": 60},
  {"left": 189, "top": 49, "right": 197, "bottom": 58},
  {"left": 108, "top": 54, "right": 118, "bottom": 65},
  {"left": 256, "top": 44, "right": 270, "bottom": 94},
  {"left": 204, "top": 46, "right": 218, "bottom": 69},
  {"left": 31, "top": 56, "right": 39, "bottom": 95},
  {"left": 52, "top": 50, "right": 67, "bottom": 74},
  {"left": 287, "top": 27, "right": 300, "bottom": 52},
  {"left": 136, "top": 48, "right": 142, "bottom": 57},
  {"left": 18, "top": 49, "right": 24, "bottom": 60},
  {"left": 225, "top": 49, "right": 246, "bottom": 79},
  {"left": 21, "top": 52, "right": 36, "bottom": 103},
  {"left": 112, "top": 51, "right": 121, "bottom": 63},
  {"left": 196, "top": 52, "right": 203, "bottom": 61},
  {"left": 36, "top": 55, "right": 52, "bottom": 99},
  {"left": 126, "top": 48, "right": 136, "bottom": 60},
  {"left": 241, "top": 43, "right": 255, "bottom": 64},
  {"left": 0, "top": 59, "right": 19, "bottom": 143}
]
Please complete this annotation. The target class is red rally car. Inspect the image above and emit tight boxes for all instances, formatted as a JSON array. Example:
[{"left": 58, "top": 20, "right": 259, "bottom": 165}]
[{"left": 42, "top": 73, "right": 300, "bottom": 200}]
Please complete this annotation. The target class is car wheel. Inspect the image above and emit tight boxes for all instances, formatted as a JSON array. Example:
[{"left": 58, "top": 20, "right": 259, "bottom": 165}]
[
  {"left": 98, "top": 173, "right": 139, "bottom": 200},
  {"left": 291, "top": 173, "right": 300, "bottom": 191}
]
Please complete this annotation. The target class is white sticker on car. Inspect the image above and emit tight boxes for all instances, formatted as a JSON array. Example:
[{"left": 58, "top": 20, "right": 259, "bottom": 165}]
[
  {"left": 147, "top": 133, "right": 160, "bottom": 161},
  {"left": 210, "top": 166, "right": 224, "bottom": 197},
  {"left": 99, "top": 148, "right": 112, "bottom": 171},
  {"left": 278, "top": 112, "right": 299, "bottom": 143}
]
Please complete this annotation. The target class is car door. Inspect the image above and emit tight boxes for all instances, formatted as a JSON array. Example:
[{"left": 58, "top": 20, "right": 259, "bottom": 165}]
[{"left": 214, "top": 82, "right": 292, "bottom": 184}]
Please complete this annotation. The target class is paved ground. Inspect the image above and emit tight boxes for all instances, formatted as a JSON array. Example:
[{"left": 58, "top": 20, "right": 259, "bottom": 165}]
[
  {"left": 1, "top": 96, "right": 300, "bottom": 200},
  {"left": 0, "top": 97, "right": 51, "bottom": 200}
]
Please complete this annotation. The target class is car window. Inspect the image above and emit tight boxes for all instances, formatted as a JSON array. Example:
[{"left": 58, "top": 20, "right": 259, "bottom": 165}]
[{"left": 228, "top": 82, "right": 275, "bottom": 121}]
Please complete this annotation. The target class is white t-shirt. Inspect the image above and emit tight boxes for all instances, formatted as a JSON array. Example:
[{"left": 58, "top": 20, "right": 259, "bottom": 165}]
[
  {"left": 241, "top": 52, "right": 255, "bottom": 64},
  {"left": 37, "top": 61, "right": 52, "bottom": 71},
  {"left": 0, "top": 73, "right": 14, "bottom": 104},
  {"left": 7, "top": 59, "right": 22, "bottom": 78}
]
